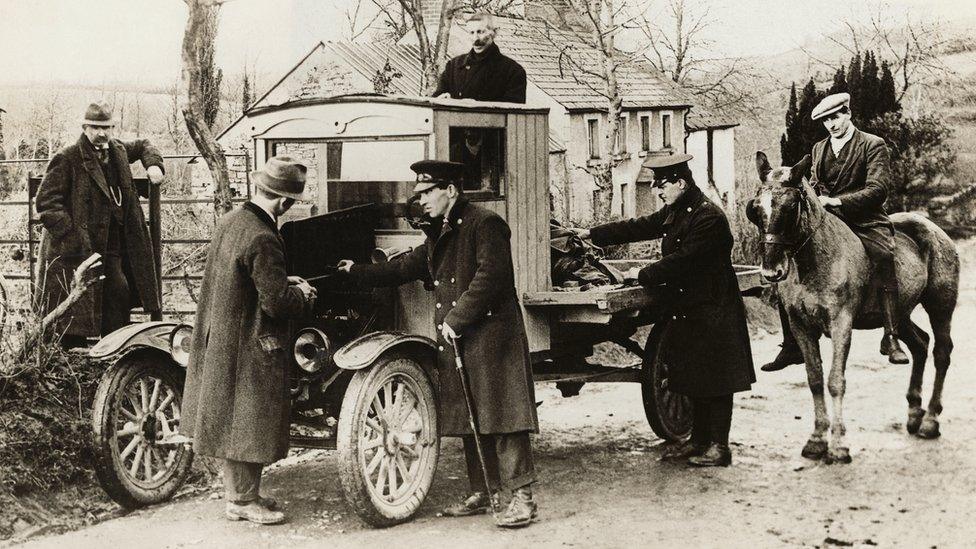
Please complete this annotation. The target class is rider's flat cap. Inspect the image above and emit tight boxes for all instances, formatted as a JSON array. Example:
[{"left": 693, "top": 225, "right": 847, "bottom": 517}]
[
  {"left": 811, "top": 92, "right": 851, "bottom": 121},
  {"left": 644, "top": 153, "right": 694, "bottom": 186},
  {"left": 410, "top": 160, "right": 465, "bottom": 193}
]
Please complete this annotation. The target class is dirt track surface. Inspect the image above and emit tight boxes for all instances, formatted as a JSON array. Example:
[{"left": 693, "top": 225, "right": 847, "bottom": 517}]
[{"left": 13, "top": 244, "right": 976, "bottom": 549}]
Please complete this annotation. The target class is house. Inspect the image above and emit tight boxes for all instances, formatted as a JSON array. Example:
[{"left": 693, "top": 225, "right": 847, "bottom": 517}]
[{"left": 216, "top": 0, "right": 738, "bottom": 222}]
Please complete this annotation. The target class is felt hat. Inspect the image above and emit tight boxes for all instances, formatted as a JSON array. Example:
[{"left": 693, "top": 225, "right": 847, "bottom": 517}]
[
  {"left": 251, "top": 155, "right": 308, "bottom": 200},
  {"left": 81, "top": 101, "right": 115, "bottom": 127}
]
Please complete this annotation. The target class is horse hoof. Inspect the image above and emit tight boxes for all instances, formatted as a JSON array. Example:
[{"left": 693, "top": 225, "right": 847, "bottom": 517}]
[
  {"left": 916, "top": 418, "right": 941, "bottom": 439},
  {"left": 826, "top": 447, "right": 852, "bottom": 464},
  {"left": 906, "top": 411, "right": 925, "bottom": 434},
  {"left": 801, "top": 439, "right": 828, "bottom": 460}
]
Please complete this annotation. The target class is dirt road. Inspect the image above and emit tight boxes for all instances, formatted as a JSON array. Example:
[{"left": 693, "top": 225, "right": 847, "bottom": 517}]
[{"left": 13, "top": 246, "right": 976, "bottom": 549}]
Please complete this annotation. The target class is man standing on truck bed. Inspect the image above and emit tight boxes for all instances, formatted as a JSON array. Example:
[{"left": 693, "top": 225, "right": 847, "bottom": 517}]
[
  {"left": 433, "top": 12, "right": 527, "bottom": 104},
  {"left": 338, "top": 160, "right": 540, "bottom": 528}
]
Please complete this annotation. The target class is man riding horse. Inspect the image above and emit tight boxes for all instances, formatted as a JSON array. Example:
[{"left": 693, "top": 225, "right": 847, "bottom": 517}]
[{"left": 763, "top": 92, "right": 910, "bottom": 372}]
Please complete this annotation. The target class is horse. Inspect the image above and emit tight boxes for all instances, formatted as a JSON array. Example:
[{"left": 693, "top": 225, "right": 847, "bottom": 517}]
[{"left": 746, "top": 152, "right": 959, "bottom": 464}]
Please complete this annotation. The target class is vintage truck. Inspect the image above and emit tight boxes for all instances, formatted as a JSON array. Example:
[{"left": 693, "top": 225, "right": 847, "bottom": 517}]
[{"left": 87, "top": 95, "right": 763, "bottom": 527}]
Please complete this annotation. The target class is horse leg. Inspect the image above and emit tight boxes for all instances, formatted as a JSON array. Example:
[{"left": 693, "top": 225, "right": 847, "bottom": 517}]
[
  {"left": 899, "top": 320, "right": 930, "bottom": 434},
  {"left": 825, "top": 314, "right": 854, "bottom": 464},
  {"left": 792, "top": 324, "right": 828, "bottom": 460},
  {"left": 918, "top": 313, "right": 953, "bottom": 439}
]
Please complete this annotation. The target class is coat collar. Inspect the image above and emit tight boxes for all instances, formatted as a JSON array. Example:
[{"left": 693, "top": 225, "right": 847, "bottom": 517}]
[
  {"left": 815, "top": 129, "right": 866, "bottom": 188},
  {"left": 663, "top": 184, "right": 704, "bottom": 225},
  {"left": 243, "top": 201, "right": 279, "bottom": 233},
  {"left": 78, "top": 133, "right": 115, "bottom": 201},
  {"left": 464, "top": 43, "right": 500, "bottom": 65}
]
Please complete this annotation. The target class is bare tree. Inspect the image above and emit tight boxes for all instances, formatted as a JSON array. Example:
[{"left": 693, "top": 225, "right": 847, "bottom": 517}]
[
  {"left": 398, "top": 0, "right": 462, "bottom": 94},
  {"left": 336, "top": 0, "right": 387, "bottom": 40},
  {"left": 633, "top": 0, "right": 764, "bottom": 115},
  {"left": 181, "top": 0, "right": 233, "bottom": 216}
]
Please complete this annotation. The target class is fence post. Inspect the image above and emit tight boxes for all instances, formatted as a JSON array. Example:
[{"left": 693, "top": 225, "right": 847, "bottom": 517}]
[{"left": 149, "top": 181, "right": 162, "bottom": 321}]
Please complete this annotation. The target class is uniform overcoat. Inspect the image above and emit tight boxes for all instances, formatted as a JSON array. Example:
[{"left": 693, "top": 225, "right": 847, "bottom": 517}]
[
  {"left": 810, "top": 129, "right": 893, "bottom": 231},
  {"left": 590, "top": 185, "right": 755, "bottom": 397},
  {"left": 352, "top": 197, "right": 538, "bottom": 436},
  {"left": 35, "top": 135, "right": 164, "bottom": 336},
  {"left": 432, "top": 43, "right": 527, "bottom": 103},
  {"left": 182, "top": 203, "right": 310, "bottom": 464}
]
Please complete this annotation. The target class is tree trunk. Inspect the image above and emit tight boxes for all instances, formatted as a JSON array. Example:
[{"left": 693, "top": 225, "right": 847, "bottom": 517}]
[
  {"left": 400, "top": 0, "right": 458, "bottom": 95},
  {"left": 181, "top": 0, "right": 233, "bottom": 217}
]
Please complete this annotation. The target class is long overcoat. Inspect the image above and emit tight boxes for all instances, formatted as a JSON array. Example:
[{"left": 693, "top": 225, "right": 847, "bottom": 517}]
[
  {"left": 590, "top": 185, "right": 755, "bottom": 397},
  {"left": 432, "top": 43, "right": 527, "bottom": 103},
  {"left": 181, "top": 203, "right": 311, "bottom": 464},
  {"left": 352, "top": 198, "right": 538, "bottom": 436},
  {"left": 810, "top": 129, "right": 893, "bottom": 232},
  {"left": 35, "top": 135, "right": 164, "bottom": 336}
]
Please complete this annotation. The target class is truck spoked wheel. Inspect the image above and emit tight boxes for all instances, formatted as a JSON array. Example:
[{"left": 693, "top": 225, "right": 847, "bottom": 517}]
[
  {"left": 337, "top": 355, "right": 439, "bottom": 527},
  {"left": 92, "top": 355, "right": 194, "bottom": 508},
  {"left": 641, "top": 330, "right": 693, "bottom": 441}
]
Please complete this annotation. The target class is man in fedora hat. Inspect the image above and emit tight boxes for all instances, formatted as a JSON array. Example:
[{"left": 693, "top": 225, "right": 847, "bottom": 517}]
[
  {"left": 182, "top": 155, "right": 317, "bottom": 525},
  {"left": 338, "top": 160, "right": 540, "bottom": 528},
  {"left": 761, "top": 92, "right": 909, "bottom": 372},
  {"left": 574, "top": 154, "right": 755, "bottom": 466},
  {"left": 35, "top": 101, "right": 166, "bottom": 346}
]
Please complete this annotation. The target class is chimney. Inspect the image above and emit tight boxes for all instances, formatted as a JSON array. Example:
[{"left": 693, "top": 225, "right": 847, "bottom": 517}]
[{"left": 420, "top": 0, "right": 446, "bottom": 26}]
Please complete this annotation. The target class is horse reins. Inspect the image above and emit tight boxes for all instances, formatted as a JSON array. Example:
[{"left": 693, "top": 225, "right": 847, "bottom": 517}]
[{"left": 763, "top": 189, "right": 829, "bottom": 254}]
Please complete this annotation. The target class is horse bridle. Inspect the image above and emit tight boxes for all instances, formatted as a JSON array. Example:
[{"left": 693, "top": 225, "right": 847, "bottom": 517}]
[{"left": 762, "top": 188, "right": 827, "bottom": 254}]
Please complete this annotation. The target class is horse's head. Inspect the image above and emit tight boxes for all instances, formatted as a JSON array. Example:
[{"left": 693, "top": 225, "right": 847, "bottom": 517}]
[{"left": 747, "top": 152, "right": 814, "bottom": 283}]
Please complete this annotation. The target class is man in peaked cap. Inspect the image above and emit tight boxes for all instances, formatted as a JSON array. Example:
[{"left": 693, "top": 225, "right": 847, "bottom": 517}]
[
  {"left": 574, "top": 154, "right": 755, "bottom": 467},
  {"left": 182, "top": 156, "right": 317, "bottom": 525},
  {"left": 35, "top": 101, "right": 166, "bottom": 346},
  {"left": 339, "top": 159, "right": 541, "bottom": 528},
  {"left": 761, "top": 92, "right": 909, "bottom": 372}
]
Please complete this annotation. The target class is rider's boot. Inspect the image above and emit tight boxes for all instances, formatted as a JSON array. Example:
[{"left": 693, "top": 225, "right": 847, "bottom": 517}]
[
  {"left": 880, "top": 289, "right": 910, "bottom": 365},
  {"left": 761, "top": 303, "right": 805, "bottom": 372}
]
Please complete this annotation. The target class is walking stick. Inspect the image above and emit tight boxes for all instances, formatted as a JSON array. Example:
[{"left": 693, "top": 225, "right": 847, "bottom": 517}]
[{"left": 447, "top": 335, "right": 500, "bottom": 515}]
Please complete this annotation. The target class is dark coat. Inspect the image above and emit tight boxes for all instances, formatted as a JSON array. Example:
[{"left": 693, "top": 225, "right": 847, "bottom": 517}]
[
  {"left": 35, "top": 134, "right": 164, "bottom": 337},
  {"left": 433, "top": 43, "right": 527, "bottom": 103},
  {"left": 182, "top": 203, "right": 311, "bottom": 464},
  {"left": 811, "top": 129, "right": 893, "bottom": 231},
  {"left": 351, "top": 198, "right": 538, "bottom": 436},
  {"left": 590, "top": 185, "right": 755, "bottom": 397}
]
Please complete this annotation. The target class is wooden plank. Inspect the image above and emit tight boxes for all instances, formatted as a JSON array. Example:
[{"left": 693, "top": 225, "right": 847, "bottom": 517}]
[
  {"left": 535, "top": 114, "right": 551, "bottom": 291},
  {"left": 525, "top": 113, "right": 539, "bottom": 293}
]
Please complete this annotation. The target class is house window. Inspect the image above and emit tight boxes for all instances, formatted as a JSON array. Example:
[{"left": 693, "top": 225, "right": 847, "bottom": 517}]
[
  {"left": 587, "top": 119, "right": 600, "bottom": 159},
  {"left": 615, "top": 115, "right": 628, "bottom": 154},
  {"left": 661, "top": 113, "right": 672, "bottom": 148},
  {"left": 640, "top": 115, "right": 650, "bottom": 151}
]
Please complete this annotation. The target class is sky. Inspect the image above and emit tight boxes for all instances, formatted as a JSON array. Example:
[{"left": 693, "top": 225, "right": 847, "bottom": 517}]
[{"left": 0, "top": 0, "right": 973, "bottom": 89}]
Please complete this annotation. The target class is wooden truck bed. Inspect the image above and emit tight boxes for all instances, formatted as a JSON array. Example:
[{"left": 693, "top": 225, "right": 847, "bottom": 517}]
[{"left": 523, "top": 262, "right": 764, "bottom": 324}]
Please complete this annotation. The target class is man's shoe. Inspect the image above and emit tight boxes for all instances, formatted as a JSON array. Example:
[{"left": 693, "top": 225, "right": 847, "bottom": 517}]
[
  {"left": 442, "top": 492, "right": 493, "bottom": 517},
  {"left": 880, "top": 334, "right": 910, "bottom": 365},
  {"left": 760, "top": 347, "right": 804, "bottom": 372},
  {"left": 687, "top": 443, "right": 732, "bottom": 467},
  {"left": 661, "top": 439, "right": 708, "bottom": 461},
  {"left": 494, "top": 488, "right": 538, "bottom": 528},
  {"left": 225, "top": 501, "right": 285, "bottom": 525}
]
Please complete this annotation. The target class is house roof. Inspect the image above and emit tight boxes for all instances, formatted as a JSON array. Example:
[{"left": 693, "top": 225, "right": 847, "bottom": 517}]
[
  {"left": 491, "top": 15, "right": 694, "bottom": 112},
  {"left": 686, "top": 108, "right": 739, "bottom": 131}
]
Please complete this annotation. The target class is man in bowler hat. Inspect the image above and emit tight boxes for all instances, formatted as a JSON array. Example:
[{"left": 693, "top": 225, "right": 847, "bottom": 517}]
[
  {"left": 761, "top": 92, "right": 909, "bottom": 372},
  {"left": 574, "top": 154, "right": 755, "bottom": 466},
  {"left": 338, "top": 160, "right": 540, "bottom": 527},
  {"left": 36, "top": 101, "right": 166, "bottom": 346},
  {"left": 182, "top": 156, "right": 317, "bottom": 525}
]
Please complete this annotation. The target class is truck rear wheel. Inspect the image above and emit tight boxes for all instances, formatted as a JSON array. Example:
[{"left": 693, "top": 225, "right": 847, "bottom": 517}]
[{"left": 641, "top": 329, "right": 693, "bottom": 441}]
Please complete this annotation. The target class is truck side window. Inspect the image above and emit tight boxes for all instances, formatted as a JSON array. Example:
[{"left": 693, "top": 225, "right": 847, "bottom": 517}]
[{"left": 448, "top": 127, "right": 505, "bottom": 198}]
